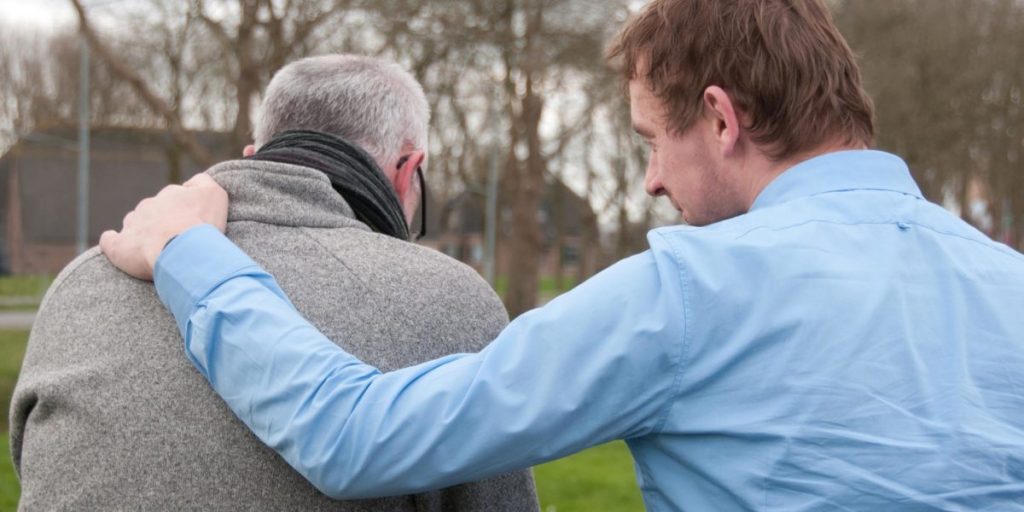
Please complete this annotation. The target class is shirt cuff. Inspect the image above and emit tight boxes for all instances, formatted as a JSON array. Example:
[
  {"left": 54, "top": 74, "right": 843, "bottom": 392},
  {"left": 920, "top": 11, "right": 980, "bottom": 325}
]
[{"left": 154, "top": 224, "right": 262, "bottom": 336}]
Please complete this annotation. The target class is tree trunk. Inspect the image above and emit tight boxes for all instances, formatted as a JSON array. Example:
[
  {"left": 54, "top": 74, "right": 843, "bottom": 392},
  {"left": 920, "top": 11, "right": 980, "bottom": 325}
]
[
  {"left": 503, "top": 0, "right": 546, "bottom": 318},
  {"left": 232, "top": 0, "right": 260, "bottom": 151},
  {"left": 504, "top": 90, "right": 544, "bottom": 317}
]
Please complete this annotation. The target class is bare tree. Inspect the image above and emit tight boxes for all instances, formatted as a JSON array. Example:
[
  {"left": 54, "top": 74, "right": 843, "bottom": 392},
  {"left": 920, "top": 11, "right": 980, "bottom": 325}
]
[
  {"left": 70, "top": 0, "right": 217, "bottom": 166},
  {"left": 9, "top": 0, "right": 671, "bottom": 309},
  {"left": 70, "top": 0, "right": 355, "bottom": 167},
  {"left": 366, "top": 0, "right": 630, "bottom": 314},
  {"left": 0, "top": 26, "right": 165, "bottom": 150},
  {"left": 835, "top": 0, "right": 1024, "bottom": 250}
]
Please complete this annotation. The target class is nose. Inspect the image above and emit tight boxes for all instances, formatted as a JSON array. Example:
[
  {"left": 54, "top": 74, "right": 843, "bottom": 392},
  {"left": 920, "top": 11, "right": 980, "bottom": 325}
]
[{"left": 644, "top": 158, "right": 665, "bottom": 197}]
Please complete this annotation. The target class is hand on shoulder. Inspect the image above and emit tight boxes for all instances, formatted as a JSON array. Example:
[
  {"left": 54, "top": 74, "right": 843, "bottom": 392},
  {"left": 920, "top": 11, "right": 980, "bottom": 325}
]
[{"left": 100, "top": 173, "right": 228, "bottom": 281}]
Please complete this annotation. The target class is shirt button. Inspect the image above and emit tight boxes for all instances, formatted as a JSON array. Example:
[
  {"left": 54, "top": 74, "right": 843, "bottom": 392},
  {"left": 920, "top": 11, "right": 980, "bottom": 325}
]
[{"left": 897, "top": 221, "right": 911, "bottom": 230}]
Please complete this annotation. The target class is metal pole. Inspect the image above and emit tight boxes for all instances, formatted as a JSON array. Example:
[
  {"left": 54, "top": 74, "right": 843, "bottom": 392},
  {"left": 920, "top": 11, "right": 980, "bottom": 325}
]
[
  {"left": 483, "top": 97, "right": 501, "bottom": 286},
  {"left": 77, "top": 37, "right": 90, "bottom": 254}
]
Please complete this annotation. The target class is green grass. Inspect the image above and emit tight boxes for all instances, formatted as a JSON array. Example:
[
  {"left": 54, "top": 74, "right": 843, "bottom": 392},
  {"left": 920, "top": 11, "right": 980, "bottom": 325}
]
[
  {"left": 494, "top": 276, "right": 578, "bottom": 297},
  {"left": 0, "top": 330, "right": 27, "bottom": 511},
  {"left": 0, "top": 431, "right": 17, "bottom": 512},
  {"left": 0, "top": 330, "right": 644, "bottom": 510},
  {"left": 0, "top": 276, "right": 52, "bottom": 299},
  {"left": 0, "top": 304, "right": 38, "bottom": 313},
  {"left": 535, "top": 441, "right": 644, "bottom": 511},
  {"left": 0, "top": 275, "right": 53, "bottom": 311},
  {"left": 0, "top": 331, "right": 28, "bottom": 434}
]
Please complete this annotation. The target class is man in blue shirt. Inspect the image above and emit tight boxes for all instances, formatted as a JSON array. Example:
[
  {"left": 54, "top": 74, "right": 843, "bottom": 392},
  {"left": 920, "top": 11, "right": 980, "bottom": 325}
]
[{"left": 100, "top": 0, "right": 1024, "bottom": 509}]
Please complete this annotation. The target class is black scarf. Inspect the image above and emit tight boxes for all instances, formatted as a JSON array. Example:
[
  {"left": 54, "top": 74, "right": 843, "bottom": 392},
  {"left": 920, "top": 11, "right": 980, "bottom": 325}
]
[{"left": 248, "top": 130, "right": 411, "bottom": 240}]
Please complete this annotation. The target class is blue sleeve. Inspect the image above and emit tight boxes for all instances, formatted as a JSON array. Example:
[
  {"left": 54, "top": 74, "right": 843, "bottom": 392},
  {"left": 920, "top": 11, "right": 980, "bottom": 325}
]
[{"left": 154, "top": 224, "right": 686, "bottom": 499}]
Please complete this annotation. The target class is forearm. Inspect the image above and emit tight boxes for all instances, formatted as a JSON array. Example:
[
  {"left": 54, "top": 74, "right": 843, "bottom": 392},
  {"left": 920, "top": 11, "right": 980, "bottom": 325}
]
[
  {"left": 178, "top": 274, "right": 612, "bottom": 498},
  {"left": 155, "top": 226, "right": 683, "bottom": 499}
]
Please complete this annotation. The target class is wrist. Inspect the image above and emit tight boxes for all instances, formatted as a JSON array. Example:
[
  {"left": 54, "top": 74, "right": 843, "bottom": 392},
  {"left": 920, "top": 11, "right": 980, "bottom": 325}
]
[{"left": 144, "top": 219, "right": 207, "bottom": 272}]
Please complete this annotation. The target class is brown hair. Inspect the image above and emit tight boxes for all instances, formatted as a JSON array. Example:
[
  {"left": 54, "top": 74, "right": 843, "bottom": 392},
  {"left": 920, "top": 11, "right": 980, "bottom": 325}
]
[{"left": 607, "top": 0, "right": 875, "bottom": 160}]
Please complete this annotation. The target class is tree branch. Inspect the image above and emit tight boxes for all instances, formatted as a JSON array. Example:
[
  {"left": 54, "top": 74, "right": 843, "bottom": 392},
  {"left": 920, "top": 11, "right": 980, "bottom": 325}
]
[
  {"left": 70, "top": 0, "right": 215, "bottom": 168},
  {"left": 190, "top": 1, "right": 235, "bottom": 53}
]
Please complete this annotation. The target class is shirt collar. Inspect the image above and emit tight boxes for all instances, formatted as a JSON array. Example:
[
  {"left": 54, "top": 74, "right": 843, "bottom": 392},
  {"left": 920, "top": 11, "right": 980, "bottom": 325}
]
[{"left": 750, "top": 150, "right": 924, "bottom": 211}]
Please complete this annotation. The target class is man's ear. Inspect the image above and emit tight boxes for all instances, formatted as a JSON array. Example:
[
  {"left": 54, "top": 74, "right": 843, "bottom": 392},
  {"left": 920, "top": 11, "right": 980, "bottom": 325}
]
[
  {"left": 393, "top": 150, "right": 425, "bottom": 204},
  {"left": 703, "top": 86, "right": 741, "bottom": 157},
  {"left": 243, "top": 144, "right": 256, "bottom": 157}
]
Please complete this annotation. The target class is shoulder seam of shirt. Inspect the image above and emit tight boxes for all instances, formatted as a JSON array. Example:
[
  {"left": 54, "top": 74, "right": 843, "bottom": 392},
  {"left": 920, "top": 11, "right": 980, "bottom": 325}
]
[
  {"left": 651, "top": 231, "right": 692, "bottom": 435},
  {"left": 908, "top": 222, "right": 1024, "bottom": 261},
  {"left": 730, "top": 218, "right": 1021, "bottom": 259},
  {"left": 732, "top": 218, "right": 892, "bottom": 240}
]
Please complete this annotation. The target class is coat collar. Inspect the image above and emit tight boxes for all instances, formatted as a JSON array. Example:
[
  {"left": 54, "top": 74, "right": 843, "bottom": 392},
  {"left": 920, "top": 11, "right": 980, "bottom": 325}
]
[{"left": 205, "top": 159, "right": 370, "bottom": 231}]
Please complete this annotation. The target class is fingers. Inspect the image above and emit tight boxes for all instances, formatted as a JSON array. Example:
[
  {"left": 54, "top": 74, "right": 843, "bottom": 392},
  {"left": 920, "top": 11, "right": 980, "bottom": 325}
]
[
  {"left": 156, "top": 184, "right": 184, "bottom": 199},
  {"left": 182, "top": 175, "right": 229, "bottom": 233},
  {"left": 99, "top": 230, "right": 119, "bottom": 256},
  {"left": 184, "top": 173, "right": 214, "bottom": 188},
  {"left": 184, "top": 174, "right": 227, "bottom": 202},
  {"left": 183, "top": 174, "right": 203, "bottom": 187},
  {"left": 98, "top": 229, "right": 153, "bottom": 281},
  {"left": 101, "top": 173, "right": 226, "bottom": 282}
]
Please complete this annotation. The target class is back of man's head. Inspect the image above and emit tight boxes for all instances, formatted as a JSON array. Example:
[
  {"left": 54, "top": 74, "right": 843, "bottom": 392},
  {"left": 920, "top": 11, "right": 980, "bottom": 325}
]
[
  {"left": 254, "top": 54, "right": 430, "bottom": 167},
  {"left": 607, "top": 0, "right": 875, "bottom": 161}
]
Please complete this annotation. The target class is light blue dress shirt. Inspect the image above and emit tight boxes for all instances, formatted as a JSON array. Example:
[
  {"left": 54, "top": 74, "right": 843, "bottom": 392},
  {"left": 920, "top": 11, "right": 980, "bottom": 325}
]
[{"left": 155, "top": 150, "right": 1024, "bottom": 511}]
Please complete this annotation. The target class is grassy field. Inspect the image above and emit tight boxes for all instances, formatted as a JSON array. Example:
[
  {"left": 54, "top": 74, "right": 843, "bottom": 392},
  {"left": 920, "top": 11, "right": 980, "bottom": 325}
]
[
  {"left": 494, "top": 275, "right": 579, "bottom": 302},
  {"left": 0, "top": 433, "right": 17, "bottom": 511},
  {"left": 0, "top": 275, "right": 53, "bottom": 311},
  {"left": 0, "top": 329, "right": 642, "bottom": 510},
  {"left": 0, "top": 332, "right": 27, "bottom": 434},
  {"left": 535, "top": 442, "right": 644, "bottom": 511},
  {"left": 0, "top": 276, "right": 52, "bottom": 299},
  {"left": 1, "top": 331, "right": 27, "bottom": 510}
]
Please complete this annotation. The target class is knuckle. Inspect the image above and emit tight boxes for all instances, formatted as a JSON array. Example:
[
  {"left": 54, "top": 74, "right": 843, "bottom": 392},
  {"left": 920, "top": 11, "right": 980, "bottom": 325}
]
[{"left": 98, "top": 232, "right": 114, "bottom": 250}]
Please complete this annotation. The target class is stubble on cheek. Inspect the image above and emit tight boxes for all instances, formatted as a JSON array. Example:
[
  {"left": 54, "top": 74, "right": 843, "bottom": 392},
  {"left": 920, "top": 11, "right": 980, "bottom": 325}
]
[{"left": 688, "top": 166, "right": 746, "bottom": 227}]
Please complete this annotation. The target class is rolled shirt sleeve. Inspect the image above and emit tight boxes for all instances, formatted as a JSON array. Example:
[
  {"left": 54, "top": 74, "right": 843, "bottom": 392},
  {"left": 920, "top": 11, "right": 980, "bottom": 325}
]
[{"left": 154, "top": 224, "right": 686, "bottom": 499}]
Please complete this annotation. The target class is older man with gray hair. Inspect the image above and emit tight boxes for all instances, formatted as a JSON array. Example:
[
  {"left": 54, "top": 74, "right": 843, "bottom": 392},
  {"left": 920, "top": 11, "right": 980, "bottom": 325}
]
[{"left": 10, "top": 54, "right": 539, "bottom": 511}]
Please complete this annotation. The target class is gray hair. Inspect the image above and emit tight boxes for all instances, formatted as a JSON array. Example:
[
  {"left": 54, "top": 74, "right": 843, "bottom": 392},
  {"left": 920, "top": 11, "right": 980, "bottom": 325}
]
[{"left": 253, "top": 54, "right": 430, "bottom": 166}]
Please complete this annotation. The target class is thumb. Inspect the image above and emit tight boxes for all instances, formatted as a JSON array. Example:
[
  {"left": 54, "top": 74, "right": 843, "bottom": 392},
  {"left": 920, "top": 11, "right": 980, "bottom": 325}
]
[
  {"left": 99, "top": 230, "right": 131, "bottom": 271},
  {"left": 99, "top": 230, "right": 120, "bottom": 257}
]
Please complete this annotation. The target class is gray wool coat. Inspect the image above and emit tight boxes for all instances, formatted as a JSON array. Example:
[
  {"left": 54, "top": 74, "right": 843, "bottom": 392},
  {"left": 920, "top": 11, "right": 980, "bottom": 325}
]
[{"left": 9, "top": 160, "right": 539, "bottom": 511}]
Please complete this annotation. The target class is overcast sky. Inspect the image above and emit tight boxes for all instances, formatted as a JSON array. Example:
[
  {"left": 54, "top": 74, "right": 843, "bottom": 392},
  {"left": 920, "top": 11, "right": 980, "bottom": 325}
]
[{"left": 0, "top": 0, "right": 76, "bottom": 31}]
